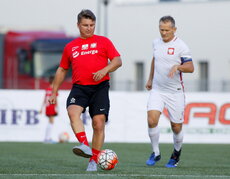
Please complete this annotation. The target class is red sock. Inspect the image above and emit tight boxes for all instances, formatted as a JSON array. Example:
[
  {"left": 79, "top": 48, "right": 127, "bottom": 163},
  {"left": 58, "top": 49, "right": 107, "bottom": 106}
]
[
  {"left": 75, "top": 132, "right": 89, "bottom": 146},
  {"left": 90, "top": 148, "right": 100, "bottom": 163}
]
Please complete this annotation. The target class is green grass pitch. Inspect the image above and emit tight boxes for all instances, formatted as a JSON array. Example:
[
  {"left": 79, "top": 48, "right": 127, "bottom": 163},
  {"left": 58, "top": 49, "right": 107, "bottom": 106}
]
[{"left": 0, "top": 142, "right": 230, "bottom": 179}]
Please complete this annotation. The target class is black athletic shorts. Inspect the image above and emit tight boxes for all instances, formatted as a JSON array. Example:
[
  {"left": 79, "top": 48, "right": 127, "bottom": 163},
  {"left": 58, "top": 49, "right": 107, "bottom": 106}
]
[{"left": 66, "top": 80, "right": 110, "bottom": 121}]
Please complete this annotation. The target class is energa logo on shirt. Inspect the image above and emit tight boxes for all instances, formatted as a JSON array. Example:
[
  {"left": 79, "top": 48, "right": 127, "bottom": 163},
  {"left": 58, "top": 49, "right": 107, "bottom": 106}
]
[
  {"left": 82, "top": 44, "right": 89, "bottom": 50},
  {"left": 72, "top": 50, "right": 98, "bottom": 58},
  {"left": 81, "top": 50, "right": 98, "bottom": 55},
  {"left": 72, "top": 51, "right": 79, "bottom": 58},
  {"left": 72, "top": 43, "right": 98, "bottom": 58}
]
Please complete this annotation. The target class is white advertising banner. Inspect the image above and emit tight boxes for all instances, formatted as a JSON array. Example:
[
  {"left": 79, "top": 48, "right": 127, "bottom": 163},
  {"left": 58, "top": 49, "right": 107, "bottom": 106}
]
[{"left": 0, "top": 90, "right": 229, "bottom": 143}]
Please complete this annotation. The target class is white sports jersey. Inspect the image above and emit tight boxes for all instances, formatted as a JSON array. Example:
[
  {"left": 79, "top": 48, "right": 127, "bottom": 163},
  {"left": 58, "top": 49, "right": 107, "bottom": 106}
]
[{"left": 152, "top": 36, "right": 192, "bottom": 93}]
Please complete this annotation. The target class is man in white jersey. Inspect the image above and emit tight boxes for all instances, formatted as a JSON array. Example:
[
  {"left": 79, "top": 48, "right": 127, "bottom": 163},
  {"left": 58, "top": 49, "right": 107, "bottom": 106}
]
[{"left": 146, "top": 16, "right": 194, "bottom": 168}]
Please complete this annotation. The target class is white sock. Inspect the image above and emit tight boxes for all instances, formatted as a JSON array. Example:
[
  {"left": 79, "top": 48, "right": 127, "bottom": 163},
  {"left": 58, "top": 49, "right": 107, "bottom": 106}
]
[
  {"left": 148, "top": 127, "right": 160, "bottom": 156},
  {"left": 45, "top": 123, "right": 53, "bottom": 141},
  {"left": 173, "top": 130, "right": 183, "bottom": 151}
]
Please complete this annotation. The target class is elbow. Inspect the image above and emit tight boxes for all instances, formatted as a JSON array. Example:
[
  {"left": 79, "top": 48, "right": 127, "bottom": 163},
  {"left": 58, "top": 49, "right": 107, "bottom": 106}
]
[
  {"left": 118, "top": 60, "right": 122, "bottom": 68},
  {"left": 187, "top": 63, "right": 194, "bottom": 73},
  {"left": 190, "top": 66, "right": 194, "bottom": 73},
  {"left": 188, "top": 68, "right": 194, "bottom": 73},
  {"left": 111, "top": 57, "right": 122, "bottom": 71},
  {"left": 116, "top": 58, "right": 122, "bottom": 68},
  {"left": 183, "top": 61, "right": 194, "bottom": 73}
]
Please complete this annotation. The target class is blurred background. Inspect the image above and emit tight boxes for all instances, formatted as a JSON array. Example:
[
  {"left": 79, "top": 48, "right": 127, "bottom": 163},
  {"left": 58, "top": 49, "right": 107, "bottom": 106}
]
[
  {"left": 0, "top": 0, "right": 229, "bottom": 143},
  {"left": 0, "top": 0, "right": 229, "bottom": 91}
]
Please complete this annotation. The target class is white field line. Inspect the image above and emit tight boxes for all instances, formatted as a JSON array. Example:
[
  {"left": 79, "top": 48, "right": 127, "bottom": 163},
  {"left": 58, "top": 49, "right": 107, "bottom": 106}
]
[{"left": 0, "top": 174, "right": 230, "bottom": 178}]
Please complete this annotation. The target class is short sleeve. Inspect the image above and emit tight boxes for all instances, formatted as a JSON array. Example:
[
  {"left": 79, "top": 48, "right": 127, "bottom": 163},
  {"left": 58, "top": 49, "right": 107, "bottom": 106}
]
[
  {"left": 180, "top": 42, "right": 192, "bottom": 64},
  {"left": 105, "top": 38, "right": 120, "bottom": 61},
  {"left": 59, "top": 45, "right": 71, "bottom": 69}
]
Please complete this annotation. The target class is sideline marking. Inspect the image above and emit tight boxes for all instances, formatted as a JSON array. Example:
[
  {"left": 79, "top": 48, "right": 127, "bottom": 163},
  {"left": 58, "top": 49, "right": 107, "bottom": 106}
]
[{"left": 0, "top": 174, "right": 229, "bottom": 178}]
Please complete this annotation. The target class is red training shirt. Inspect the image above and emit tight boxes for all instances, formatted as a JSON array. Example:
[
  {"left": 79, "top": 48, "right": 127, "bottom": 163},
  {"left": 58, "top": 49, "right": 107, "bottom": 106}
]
[{"left": 59, "top": 35, "right": 120, "bottom": 85}]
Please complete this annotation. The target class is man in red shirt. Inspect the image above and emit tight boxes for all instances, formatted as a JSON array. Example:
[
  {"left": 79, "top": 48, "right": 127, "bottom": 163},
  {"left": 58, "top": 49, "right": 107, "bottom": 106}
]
[{"left": 49, "top": 9, "right": 122, "bottom": 171}]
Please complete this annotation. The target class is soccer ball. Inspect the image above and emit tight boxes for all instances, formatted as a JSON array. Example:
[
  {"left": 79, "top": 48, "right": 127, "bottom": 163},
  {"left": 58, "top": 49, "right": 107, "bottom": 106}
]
[
  {"left": 97, "top": 149, "right": 118, "bottom": 170},
  {"left": 58, "top": 132, "right": 70, "bottom": 143}
]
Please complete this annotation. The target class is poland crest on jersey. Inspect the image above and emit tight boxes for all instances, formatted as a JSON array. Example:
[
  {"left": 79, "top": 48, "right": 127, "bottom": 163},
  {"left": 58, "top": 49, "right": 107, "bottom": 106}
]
[{"left": 167, "top": 48, "right": 175, "bottom": 55}]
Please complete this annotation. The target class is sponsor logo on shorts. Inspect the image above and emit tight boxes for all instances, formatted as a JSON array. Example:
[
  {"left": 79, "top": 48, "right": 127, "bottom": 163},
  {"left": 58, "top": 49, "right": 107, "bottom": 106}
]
[{"left": 70, "top": 98, "right": 76, "bottom": 104}]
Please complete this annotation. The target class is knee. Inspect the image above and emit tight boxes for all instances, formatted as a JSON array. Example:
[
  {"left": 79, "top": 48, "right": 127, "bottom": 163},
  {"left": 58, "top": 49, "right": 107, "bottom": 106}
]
[
  {"left": 92, "top": 116, "right": 105, "bottom": 132},
  {"left": 67, "top": 107, "right": 81, "bottom": 123},
  {"left": 147, "top": 115, "right": 159, "bottom": 128},
  {"left": 147, "top": 111, "right": 160, "bottom": 128},
  {"left": 147, "top": 117, "right": 158, "bottom": 128},
  {"left": 171, "top": 123, "right": 182, "bottom": 134},
  {"left": 67, "top": 109, "right": 76, "bottom": 121},
  {"left": 67, "top": 109, "right": 73, "bottom": 118}
]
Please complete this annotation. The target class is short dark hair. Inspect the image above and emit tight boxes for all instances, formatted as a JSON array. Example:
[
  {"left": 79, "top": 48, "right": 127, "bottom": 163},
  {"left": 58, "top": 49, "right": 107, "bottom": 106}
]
[
  {"left": 159, "top": 16, "right": 175, "bottom": 27},
  {"left": 77, "top": 9, "right": 96, "bottom": 23}
]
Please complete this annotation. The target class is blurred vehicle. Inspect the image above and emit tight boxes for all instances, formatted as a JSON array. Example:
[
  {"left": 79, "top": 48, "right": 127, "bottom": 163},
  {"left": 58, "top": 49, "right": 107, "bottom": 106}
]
[{"left": 0, "top": 30, "right": 75, "bottom": 89}]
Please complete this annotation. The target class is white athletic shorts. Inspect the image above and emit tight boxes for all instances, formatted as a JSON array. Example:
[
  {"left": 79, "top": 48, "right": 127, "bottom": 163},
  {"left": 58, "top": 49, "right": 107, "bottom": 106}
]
[{"left": 147, "top": 90, "right": 185, "bottom": 123}]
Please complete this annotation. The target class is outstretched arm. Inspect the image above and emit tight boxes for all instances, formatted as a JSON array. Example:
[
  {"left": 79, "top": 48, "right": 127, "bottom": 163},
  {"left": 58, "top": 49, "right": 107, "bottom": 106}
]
[
  {"left": 145, "top": 57, "right": 155, "bottom": 91},
  {"left": 93, "top": 57, "right": 122, "bottom": 82},
  {"left": 49, "top": 67, "right": 68, "bottom": 104}
]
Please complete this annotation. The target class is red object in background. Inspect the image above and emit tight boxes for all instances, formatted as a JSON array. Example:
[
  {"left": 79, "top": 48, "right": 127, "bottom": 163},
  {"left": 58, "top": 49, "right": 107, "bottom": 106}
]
[{"left": 1, "top": 30, "right": 75, "bottom": 89}]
